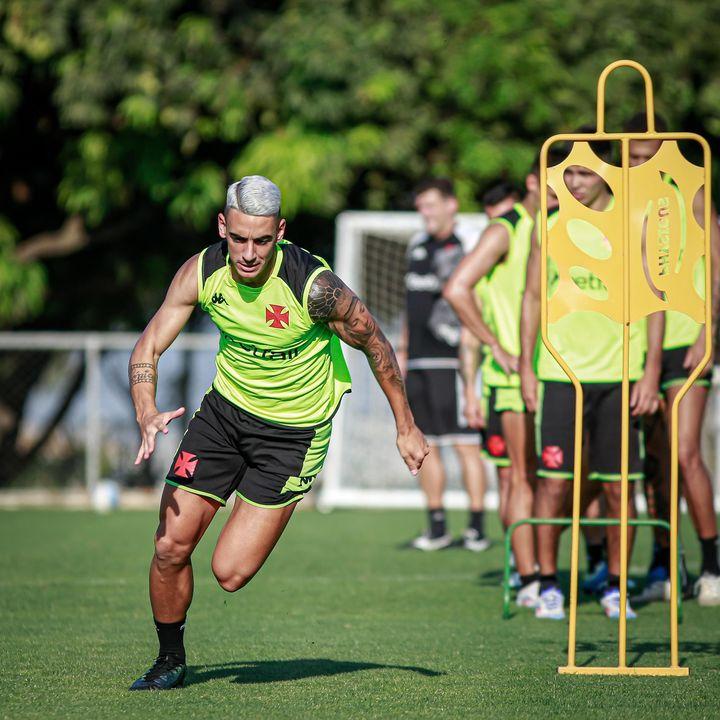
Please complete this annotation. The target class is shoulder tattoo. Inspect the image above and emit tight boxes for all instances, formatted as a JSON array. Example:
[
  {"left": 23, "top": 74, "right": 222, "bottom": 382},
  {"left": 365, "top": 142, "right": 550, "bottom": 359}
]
[{"left": 308, "top": 270, "right": 351, "bottom": 323}]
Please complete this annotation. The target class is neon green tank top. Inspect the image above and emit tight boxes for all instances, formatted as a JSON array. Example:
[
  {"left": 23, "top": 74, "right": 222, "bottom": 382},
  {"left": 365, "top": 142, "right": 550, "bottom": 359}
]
[
  {"left": 662, "top": 175, "right": 704, "bottom": 349},
  {"left": 536, "top": 207, "right": 647, "bottom": 383},
  {"left": 198, "top": 239, "right": 352, "bottom": 427},
  {"left": 478, "top": 203, "right": 534, "bottom": 388}
]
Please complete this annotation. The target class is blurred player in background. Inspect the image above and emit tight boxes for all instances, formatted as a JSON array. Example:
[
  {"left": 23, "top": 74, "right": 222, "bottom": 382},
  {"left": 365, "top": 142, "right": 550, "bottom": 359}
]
[
  {"left": 481, "top": 180, "right": 520, "bottom": 220},
  {"left": 445, "top": 158, "right": 556, "bottom": 608},
  {"left": 127, "top": 176, "right": 428, "bottom": 689},
  {"left": 626, "top": 112, "right": 720, "bottom": 606},
  {"left": 520, "top": 138, "right": 663, "bottom": 620},
  {"left": 397, "top": 178, "right": 489, "bottom": 551},
  {"left": 456, "top": 181, "right": 521, "bottom": 573}
]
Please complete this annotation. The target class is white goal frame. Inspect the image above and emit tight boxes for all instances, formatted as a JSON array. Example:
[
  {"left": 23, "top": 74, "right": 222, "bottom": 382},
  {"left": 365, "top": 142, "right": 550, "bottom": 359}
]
[{"left": 318, "top": 211, "right": 492, "bottom": 510}]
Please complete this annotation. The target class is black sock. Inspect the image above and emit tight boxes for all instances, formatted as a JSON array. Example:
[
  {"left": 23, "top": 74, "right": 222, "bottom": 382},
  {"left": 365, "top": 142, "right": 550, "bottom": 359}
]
[
  {"left": 650, "top": 542, "right": 670, "bottom": 572},
  {"left": 539, "top": 574, "right": 558, "bottom": 592},
  {"left": 469, "top": 510, "right": 484, "bottom": 536},
  {"left": 520, "top": 573, "right": 539, "bottom": 588},
  {"left": 585, "top": 542, "right": 605, "bottom": 572},
  {"left": 607, "top": 574, "right": 620, "bottom": 590},
  {"left": 154, "top": 618, "right": 186, "bottom": 662},
  {"left": 428, "top": 508, "right": 446, "bottom": 538},
  {"left": 700, "top": 536, "right": 720, "bottom": 575}
]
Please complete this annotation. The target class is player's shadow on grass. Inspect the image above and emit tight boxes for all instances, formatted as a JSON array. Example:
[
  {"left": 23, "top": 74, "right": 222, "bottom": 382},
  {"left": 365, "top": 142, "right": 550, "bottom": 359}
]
[{"left": 190, "top": 658, "right": 444, "bottom": 685}]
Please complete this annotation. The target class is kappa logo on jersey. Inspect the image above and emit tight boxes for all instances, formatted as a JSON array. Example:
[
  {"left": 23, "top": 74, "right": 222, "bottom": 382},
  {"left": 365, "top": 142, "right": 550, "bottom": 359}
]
[
  {"left": 211, "top": 292, "right": 228, "bottom": 305},
  {"left": 266, "top": 304, "right": 290, "bottom": 329},
  {"left": 486, "top": 434, "right": 507, "bottom": 457},
  {"left": 173, "top": 451, "right": 198, "bottom": 478},
  {"left": 542, "top": 445, "right": 564, "bottom": 470}
]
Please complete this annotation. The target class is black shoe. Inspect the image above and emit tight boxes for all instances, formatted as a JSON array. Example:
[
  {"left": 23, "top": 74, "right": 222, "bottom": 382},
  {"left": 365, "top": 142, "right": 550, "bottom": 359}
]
[{"left": 129, "top": 655, "right": 186, "bottom": 691}]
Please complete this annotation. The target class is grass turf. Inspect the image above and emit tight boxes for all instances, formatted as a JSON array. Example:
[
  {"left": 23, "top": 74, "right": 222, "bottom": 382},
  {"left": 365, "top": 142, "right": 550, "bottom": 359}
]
[{"left": 1, "top": 508, "right": 719, "bottom": 719}]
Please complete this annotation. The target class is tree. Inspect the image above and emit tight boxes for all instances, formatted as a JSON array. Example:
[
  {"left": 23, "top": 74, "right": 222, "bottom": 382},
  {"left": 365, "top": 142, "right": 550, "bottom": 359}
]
[{"left": 1, "top": 0, "right": 718, "bottom": 484}]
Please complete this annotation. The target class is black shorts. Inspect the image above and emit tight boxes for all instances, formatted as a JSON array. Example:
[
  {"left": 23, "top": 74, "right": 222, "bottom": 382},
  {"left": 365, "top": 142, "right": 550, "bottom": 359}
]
[
  {"left": 661, "top": 346, "right": 711, "bottom": 392},
  {"left": 166, "top": 389, "right": 332, "bottom": 508},
  {"left": 480, "top": 386, "right": 521, "bottom": 467},
  {"left": 405, "top": 367, "right": 479, "bottom": 446},
  {"left": 536, "top": 381, "right": 644, "bottom": 482}
]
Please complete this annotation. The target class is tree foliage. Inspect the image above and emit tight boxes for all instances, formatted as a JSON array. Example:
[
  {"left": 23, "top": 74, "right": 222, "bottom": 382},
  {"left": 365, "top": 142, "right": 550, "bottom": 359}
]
[{"left": 0, "top": 0, "right": 719, "bottom": 329}]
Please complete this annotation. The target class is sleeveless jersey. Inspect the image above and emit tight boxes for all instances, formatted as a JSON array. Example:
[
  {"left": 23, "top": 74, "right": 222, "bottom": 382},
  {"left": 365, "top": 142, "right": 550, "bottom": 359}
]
[
  {"left": 478, "top": 203, "right": 534, "bottom": 388},
  {"left": 662, "top": 174, "right": 704, "bottom": 349},
  {"left": 536, "top": 206, "right": 647, "bottom": 383},
  {"left": 198, "top": 239, "right": 352, "bottom": 427}
]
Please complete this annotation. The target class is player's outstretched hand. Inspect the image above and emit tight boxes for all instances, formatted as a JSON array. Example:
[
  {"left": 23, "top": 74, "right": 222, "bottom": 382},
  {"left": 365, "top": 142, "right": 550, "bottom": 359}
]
[
  {"left": 630, "top": 375, "right": 659, "bottom": 417},
  {"left": 491, "top": 343, "right": 519, "bottom": 376},
  {"left": 520, "top": 365, "right": 538, "bottom": 413},
  {"left": 134, "top": 406, "right": 186, "bottom": 465},
  {"left": 683, "top": 334, "right": 711, "bottom": 377},
  {"left": 397, "top": 424, "right": 430, "bottom": 476}
]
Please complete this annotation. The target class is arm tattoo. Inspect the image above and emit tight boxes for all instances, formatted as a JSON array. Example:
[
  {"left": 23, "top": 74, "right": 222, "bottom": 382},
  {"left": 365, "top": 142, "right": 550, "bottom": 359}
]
[
  {"left": 129, "top": 362, "right": 156, "bottom": 386},
  {"left": 308, "top": 271, "right": 350, "bottom": 323},
  {"left": 308, "top": 272, "right": 405, "bottom": 394}
]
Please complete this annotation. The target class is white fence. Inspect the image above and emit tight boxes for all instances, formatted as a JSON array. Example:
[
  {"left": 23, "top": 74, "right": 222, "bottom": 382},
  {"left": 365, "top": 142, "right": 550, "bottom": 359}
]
[
  {"left": 2, "top": 328, "right": 720, "bottom": 510},
  {"left": 0, "top": 332, "right": 217, "bottom": 498}
]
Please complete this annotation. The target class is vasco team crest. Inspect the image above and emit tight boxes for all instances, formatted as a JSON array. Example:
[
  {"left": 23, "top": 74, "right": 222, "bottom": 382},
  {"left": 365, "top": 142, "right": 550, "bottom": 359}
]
[{"left": 266, "top": 304, "right": 290, "bottom": 329}]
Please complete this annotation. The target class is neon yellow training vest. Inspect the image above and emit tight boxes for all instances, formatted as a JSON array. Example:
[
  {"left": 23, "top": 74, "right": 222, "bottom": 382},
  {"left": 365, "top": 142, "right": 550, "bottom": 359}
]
[
  {"left": 536, "top": 206, "right": 647, "bottom": 383},
  {"left": 478, "top": 203, "right": 534, "bottom": 388},
  {"left": 198, "top": 239, "right": 352, "bottom": 427}
]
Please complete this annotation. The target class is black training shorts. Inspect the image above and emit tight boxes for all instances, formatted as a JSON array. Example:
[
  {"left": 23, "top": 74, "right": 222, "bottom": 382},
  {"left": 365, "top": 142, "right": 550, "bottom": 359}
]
[
  {"left": 536, "top": 381, "right": 644, "bottom": 482},
  {"left": 661, "top": 346, "right": 711, "bottom": 393},
  {"left": 166, "top": 389, "right": 332, "bottom": 508},
  {"left": 405, "top": 367, "right": 480, "bottom": 446}
]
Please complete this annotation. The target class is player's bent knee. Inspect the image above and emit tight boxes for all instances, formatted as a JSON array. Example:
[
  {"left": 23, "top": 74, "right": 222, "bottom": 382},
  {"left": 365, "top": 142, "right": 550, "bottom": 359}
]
[
  {"left": 212, "top": 562, "right": 256, "bottom": 593},
  {"left": 154, "top": 533, "right": 193, "bottom": 568}
]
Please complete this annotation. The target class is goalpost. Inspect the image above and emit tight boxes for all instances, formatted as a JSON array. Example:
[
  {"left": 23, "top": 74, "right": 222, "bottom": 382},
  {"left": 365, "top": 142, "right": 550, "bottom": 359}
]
[{"left": 318, "top": 210, "right": 495, "bottom": 510}]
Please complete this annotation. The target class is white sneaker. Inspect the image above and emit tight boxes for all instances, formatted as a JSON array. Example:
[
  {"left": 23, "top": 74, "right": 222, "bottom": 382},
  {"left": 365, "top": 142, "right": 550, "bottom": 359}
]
[
  {"left": 535, "top": 586, "right": 565, "bottom": 620},
  {"left": 695, "top": 573, "right": 720, "bottom": 606},
  {"left": 410, "top": 532, "right": 453, "bottom": 551},
  {"left": 600, "top": 588, "right": 637, "bottom": 619},
  {"left": 508, "top": 571, "right": 522, "bottom": 589},
  {"left": 462, "top": 528, "right": 491, "bottom": 552},
  {"left": 516, "top": 580, "right": 541, "bottom": 608}
]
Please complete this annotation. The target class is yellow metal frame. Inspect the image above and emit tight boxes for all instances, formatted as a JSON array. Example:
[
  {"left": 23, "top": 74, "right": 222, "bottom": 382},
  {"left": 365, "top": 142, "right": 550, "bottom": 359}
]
[{"left": 539, "top": 60, "right": 712, "bottom": 677}]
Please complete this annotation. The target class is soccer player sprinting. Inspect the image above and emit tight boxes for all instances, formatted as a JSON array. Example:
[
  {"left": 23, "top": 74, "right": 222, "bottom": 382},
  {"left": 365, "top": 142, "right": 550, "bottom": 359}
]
[
  {"left": 626, "top": 113, "right": 720, "bottom": 606},
  {"left": 520, "top": 139, "right": 663, "bottom": 620},
  {"left": 444, "top": 157, "right": 557, "bottom": 608},
  {"left": 128, "top": 176, "right": 428, "bottom": 690},
  {"left": 397, "top": 178, "right": 489, "bottom": 551}
]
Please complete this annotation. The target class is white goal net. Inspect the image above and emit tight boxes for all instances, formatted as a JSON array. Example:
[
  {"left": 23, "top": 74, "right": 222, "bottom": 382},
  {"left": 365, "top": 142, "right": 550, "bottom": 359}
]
[{"left": 319, "top": 211, "right": 492, "bottom": 509}]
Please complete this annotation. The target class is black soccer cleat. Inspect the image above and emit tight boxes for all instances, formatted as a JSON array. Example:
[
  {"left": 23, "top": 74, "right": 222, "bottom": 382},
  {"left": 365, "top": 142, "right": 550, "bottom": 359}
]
[{"left": 129, "top": 655, "right": 187, "bottom": 691}]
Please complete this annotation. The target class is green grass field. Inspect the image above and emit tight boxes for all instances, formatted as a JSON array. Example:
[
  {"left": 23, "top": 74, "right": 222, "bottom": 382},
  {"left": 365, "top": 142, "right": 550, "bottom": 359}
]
[{"left": 1, "top": 508, "right": 719, "bottom": 719}]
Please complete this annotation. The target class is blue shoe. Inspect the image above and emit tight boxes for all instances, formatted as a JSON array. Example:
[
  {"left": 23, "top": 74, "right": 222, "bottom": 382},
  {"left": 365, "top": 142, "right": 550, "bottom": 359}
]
[
  {"left": 129, "top": 655, "right": 186, "bottom": 690},
  {"left": 582, "top": 561, "right": 608, "bottom": 595}
]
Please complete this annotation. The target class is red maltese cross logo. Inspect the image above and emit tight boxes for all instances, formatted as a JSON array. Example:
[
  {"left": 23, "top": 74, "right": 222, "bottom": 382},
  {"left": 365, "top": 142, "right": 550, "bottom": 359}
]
[
  {"left": 541, "top": 445, "right": 564, "bottom": 470},
  {"left": 266, "top": 304, "right": 290, "bottom": 329},
  {"left": 486, "top": 434, "right": 507, "bottom": 457},
  {"left": 173, "top": 451, "right": 198, "bottom": 478}
]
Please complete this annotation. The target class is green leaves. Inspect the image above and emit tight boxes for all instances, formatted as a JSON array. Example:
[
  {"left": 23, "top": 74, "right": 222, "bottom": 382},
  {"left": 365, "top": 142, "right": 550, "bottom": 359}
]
[
  {"left": 0, "top": 217, "right": 46, "bottom": 326},
  {"left": 1, "top": 0, "right": 719, "bottom": 327}
]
